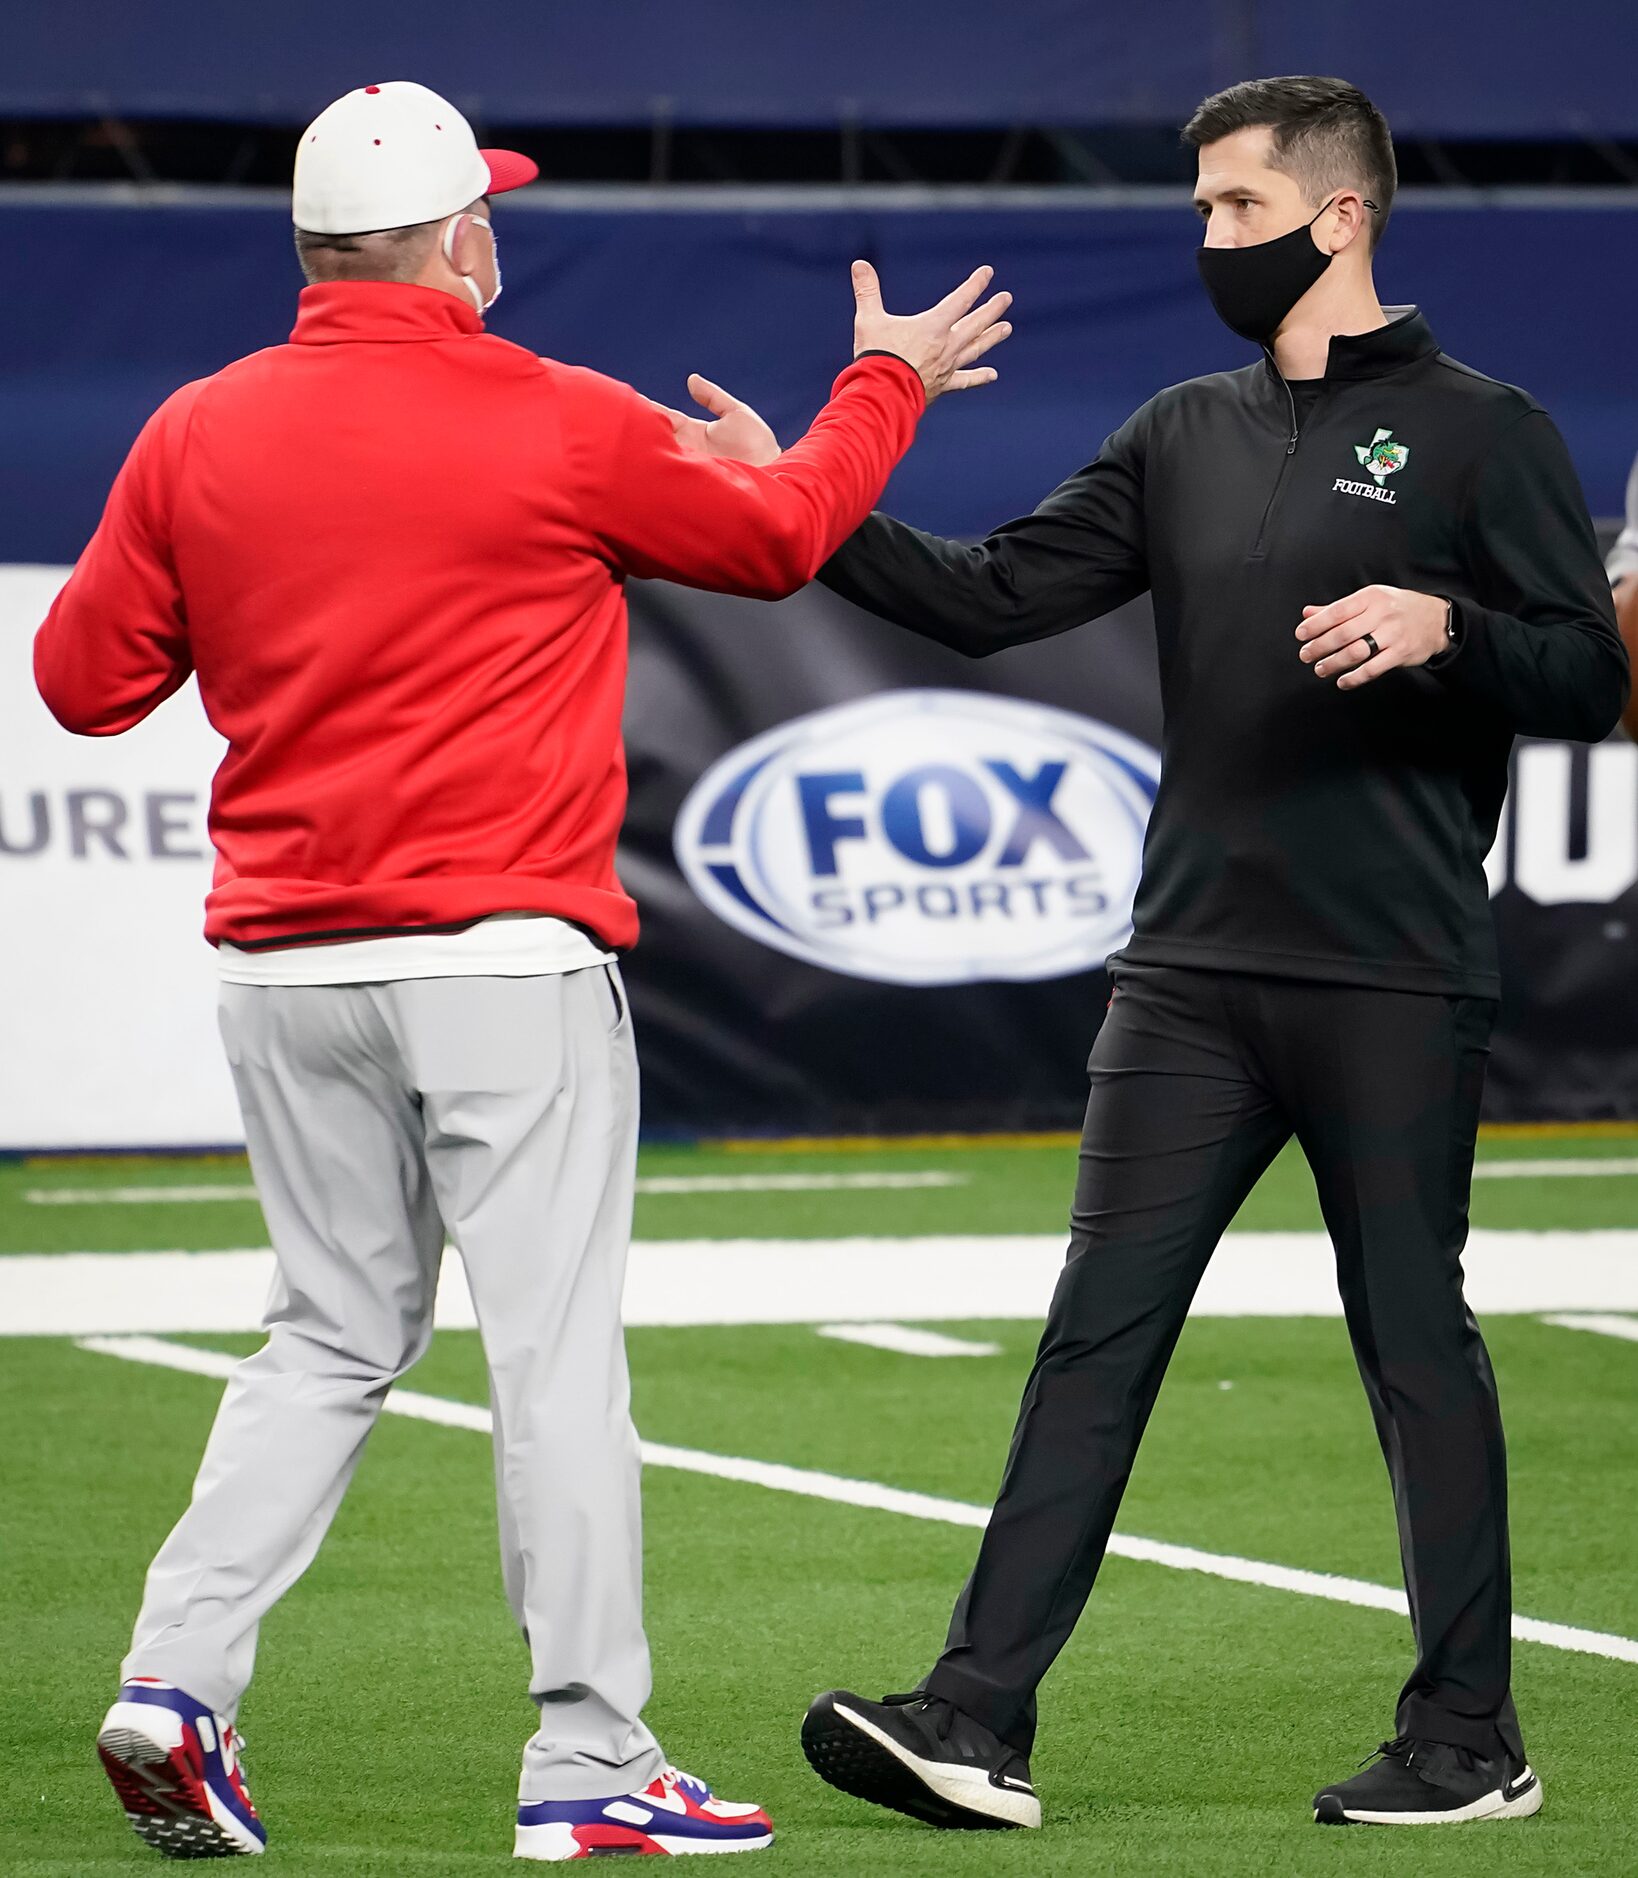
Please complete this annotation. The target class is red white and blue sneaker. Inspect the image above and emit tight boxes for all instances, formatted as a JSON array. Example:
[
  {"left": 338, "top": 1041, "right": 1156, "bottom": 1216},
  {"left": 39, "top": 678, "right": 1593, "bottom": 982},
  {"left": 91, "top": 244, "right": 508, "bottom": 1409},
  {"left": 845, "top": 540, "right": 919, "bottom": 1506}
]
[
  {"left": 514, "top": 1766, "right": 773, "bottom": 1859},
  {"left": 97, "top": 1678, "right": 266, "bottom": 1858}
]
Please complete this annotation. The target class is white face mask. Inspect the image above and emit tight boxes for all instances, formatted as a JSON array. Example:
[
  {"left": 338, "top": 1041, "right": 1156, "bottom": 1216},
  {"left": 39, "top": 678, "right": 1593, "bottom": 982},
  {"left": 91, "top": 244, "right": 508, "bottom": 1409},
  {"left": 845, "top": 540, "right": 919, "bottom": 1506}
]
[{"left": 441, "top": 212, "right": 501, "bottom": 313}]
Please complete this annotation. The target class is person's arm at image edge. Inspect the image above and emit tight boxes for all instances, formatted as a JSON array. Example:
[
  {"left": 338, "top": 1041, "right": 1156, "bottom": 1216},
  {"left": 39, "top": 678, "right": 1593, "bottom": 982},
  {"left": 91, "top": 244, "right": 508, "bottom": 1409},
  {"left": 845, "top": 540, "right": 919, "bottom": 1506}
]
[
  {"left": 1613, "top": 576, "right": 1638, "bottom": 741},
  {"left": 1607, "top": 450, "right": 1638, "bottom": 740}
]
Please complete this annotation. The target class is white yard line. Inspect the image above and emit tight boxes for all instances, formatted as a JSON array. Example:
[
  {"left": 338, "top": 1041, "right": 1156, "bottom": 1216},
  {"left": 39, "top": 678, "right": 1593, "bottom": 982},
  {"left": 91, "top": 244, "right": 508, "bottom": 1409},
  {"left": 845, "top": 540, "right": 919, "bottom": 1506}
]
[
  {"left": 1541, "top": 1313, "right": 1638, "bottom": 1344},
  {"left": 76, "top": 1333, "right": 1638, "bottom": 1670},
  {"left": 815, "top": 1323, "right": 1002, "bottom": 1357},
  {"left": 9, "top": 1230, "right": 1638, "bottom": 1336},
  {"left": 633, "top": 1172, "right": 966, "bottom": 1194},
  {"left": 23, "top": 1171, "right": 967, "bottom": 1206},
  {"left": 79, "top": 1335, "right": 498, "bottom": 1433},
  {"left": 25, "top": 1185, "right": 261, "bottom": 1205},
  {"left": 26, "top": 1162, "right": 1634, "bottom": 1207},
  {"left": 1473, "top": 1158, "right": 1638, "bottom": 1179}
]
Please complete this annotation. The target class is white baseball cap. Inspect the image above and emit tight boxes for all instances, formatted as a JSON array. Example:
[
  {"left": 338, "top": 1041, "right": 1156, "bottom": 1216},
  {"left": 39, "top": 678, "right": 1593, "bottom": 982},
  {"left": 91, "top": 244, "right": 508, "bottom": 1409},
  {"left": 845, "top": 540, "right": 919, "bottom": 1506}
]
[{"left": 294, "top": 81, "right": 538, "bottom": 235}]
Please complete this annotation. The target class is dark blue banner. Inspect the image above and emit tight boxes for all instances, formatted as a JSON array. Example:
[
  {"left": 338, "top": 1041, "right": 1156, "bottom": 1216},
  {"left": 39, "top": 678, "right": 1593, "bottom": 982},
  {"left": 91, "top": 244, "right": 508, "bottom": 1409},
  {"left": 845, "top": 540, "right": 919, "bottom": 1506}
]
[
  {"left": 3, "top": 1, "right": 1636, "bottom": 136},
  {"left": 4, "top": 193, "right": 1636, "bottom": 568}
]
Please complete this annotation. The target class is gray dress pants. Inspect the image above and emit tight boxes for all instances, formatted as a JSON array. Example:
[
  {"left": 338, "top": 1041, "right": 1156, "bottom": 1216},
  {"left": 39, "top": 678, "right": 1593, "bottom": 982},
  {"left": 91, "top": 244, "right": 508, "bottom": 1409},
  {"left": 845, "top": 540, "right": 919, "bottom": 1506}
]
[{"left": 122, "top": 966, "right": 665, "bottom": 1802}]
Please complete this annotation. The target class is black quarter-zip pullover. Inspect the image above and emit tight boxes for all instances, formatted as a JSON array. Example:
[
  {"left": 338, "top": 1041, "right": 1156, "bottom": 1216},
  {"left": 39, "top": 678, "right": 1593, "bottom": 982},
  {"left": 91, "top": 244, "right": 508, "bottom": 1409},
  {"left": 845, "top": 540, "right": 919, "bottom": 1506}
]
[{"left": 819, "top": 308, "right": 1629, "bottom": 996}]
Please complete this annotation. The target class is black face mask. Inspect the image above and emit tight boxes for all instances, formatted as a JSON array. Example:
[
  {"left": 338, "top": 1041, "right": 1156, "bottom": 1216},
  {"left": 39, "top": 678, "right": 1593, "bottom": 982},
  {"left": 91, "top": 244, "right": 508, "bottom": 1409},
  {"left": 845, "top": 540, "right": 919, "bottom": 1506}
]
[{"left": 1196, "top": 196, "right": 1348, "bottom": 345}]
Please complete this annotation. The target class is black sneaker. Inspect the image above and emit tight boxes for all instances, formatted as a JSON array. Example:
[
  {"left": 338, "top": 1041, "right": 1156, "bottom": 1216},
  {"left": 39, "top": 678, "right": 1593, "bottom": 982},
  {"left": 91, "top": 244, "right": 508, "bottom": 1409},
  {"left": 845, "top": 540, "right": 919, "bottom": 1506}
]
[
  {"left": 800, "top": 1690, "right": 1040, "bottom": 1830},
  {"left": 1314, "top": 1736, "right": 1543, "bottom": 1825}
]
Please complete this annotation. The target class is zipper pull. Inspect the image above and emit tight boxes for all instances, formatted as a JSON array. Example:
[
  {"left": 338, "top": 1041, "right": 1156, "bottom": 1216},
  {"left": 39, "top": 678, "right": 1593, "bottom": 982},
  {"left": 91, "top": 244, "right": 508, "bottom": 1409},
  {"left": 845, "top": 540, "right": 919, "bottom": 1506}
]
[{"left": 1286, "top": 431, "right": 1299, "bottom": 456}]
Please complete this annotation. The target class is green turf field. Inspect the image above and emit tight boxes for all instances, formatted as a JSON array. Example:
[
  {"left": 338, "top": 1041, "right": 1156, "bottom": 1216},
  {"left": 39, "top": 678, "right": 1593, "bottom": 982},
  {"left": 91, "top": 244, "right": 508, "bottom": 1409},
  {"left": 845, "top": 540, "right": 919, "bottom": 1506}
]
[
  {"left": 5, "top": 1129, "right": 1638, "bottom": 1250},
  {"left": 2, "top": 1133, "right": 1635, "bottom": 1873}
]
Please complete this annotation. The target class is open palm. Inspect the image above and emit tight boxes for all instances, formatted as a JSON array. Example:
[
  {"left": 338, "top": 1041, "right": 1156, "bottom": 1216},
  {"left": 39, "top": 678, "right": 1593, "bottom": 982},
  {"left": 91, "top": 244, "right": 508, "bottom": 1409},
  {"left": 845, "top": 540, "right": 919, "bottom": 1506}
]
[{"left": 653, "top": 375, "right": 781, "bottom": 468}]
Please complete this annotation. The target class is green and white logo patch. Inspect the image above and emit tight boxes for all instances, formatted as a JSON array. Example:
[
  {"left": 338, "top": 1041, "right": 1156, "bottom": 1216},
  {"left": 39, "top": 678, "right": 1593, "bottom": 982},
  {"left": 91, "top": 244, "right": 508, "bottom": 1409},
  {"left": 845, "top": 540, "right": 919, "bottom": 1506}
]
[{"left": 1354, "top": 428, "right": 1409, "bottom": 486}]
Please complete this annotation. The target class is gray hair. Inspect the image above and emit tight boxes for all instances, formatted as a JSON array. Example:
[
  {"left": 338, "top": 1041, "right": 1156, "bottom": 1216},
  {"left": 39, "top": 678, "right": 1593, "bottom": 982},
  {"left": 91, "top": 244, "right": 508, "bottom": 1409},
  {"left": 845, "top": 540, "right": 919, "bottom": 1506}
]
[{"left": 292, "top": 218, "right": 441, "bottom": 284}]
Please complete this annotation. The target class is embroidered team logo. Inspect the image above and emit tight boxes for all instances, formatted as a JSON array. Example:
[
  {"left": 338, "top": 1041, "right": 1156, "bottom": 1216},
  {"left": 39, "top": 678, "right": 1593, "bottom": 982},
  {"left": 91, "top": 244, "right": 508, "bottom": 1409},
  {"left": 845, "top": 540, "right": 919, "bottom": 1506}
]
[
  {"left": 1354, "top": 428, "right": 1409, "bottom": 485},
  {"left": 1333, "top": 428, "right": 1409, "bottom": 506}
]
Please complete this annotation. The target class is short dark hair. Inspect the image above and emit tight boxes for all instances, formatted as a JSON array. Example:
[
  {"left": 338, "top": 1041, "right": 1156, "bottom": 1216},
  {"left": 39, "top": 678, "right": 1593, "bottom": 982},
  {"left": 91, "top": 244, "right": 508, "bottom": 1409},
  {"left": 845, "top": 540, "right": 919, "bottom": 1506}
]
[
  {"left": 1183, "top": 75, "right": 1396, "bottom": 248},
  {"left": 292, "top": 218, "right": 439, "bottom": 284}
]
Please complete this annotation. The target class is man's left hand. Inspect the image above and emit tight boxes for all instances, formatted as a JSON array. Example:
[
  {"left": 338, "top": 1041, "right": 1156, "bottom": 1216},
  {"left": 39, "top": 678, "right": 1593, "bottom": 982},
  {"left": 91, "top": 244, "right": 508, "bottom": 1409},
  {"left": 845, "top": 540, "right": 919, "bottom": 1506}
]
[{"left": 1296, "top": 585, "right": 1450, "bottom": 690}]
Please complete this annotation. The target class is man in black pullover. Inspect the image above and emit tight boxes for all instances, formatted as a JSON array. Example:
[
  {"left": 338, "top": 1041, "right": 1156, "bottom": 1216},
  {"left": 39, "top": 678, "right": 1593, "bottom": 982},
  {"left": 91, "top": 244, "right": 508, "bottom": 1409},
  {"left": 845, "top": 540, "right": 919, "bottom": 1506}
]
[{"left": 799, "top": 77, "right": 1628, "bottom": 1833}]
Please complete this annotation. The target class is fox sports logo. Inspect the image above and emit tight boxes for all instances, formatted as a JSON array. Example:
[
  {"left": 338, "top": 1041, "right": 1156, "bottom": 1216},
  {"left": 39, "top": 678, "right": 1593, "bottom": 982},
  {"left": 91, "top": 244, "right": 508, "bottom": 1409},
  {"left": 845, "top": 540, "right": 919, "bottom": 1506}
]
[{"left": 673, "top": 690, "right": 1161, "bottom": 986}]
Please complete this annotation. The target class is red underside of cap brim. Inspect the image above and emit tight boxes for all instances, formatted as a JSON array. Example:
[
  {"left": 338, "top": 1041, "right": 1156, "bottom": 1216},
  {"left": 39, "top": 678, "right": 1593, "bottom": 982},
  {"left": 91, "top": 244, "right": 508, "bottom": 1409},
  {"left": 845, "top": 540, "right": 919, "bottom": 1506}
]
[{"left": 481, "top": 148, "right": 539, "bottom": 195}]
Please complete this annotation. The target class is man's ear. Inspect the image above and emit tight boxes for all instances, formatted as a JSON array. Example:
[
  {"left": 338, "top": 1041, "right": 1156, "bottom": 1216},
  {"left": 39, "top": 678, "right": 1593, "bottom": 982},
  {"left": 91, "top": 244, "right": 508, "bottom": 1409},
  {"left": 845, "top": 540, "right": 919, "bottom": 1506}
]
[
  {"left": 441, "top": 212, "right": 478, "bottom": 271},
  {"left": 1331, "top": 192, "right": 1371, "bottom": 254}
]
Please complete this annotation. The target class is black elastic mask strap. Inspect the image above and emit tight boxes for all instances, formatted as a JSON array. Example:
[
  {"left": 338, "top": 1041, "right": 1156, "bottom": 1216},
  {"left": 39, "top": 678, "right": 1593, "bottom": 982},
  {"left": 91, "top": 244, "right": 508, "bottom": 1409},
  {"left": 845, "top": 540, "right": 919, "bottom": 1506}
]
[{"left": 1309, "top": 193, "right": 1381, "bottom": 234}]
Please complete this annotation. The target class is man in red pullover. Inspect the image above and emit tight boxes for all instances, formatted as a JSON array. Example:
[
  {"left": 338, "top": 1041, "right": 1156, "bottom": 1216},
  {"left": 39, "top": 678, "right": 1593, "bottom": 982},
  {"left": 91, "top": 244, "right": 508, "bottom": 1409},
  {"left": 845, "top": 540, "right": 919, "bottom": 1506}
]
[{"left": 37, "top": 80, "right": 1011, "bottom": 1865}]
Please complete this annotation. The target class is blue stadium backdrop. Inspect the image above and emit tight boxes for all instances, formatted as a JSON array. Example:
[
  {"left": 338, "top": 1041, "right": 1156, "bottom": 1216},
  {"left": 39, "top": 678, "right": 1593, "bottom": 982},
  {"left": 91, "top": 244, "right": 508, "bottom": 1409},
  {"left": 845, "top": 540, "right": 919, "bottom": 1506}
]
[
  {"left": 5, "top": 1, "right": 1634, "bottom": 137},
  {"left": 3, "top": 192, "right": 1635, "bottom": 1135}
]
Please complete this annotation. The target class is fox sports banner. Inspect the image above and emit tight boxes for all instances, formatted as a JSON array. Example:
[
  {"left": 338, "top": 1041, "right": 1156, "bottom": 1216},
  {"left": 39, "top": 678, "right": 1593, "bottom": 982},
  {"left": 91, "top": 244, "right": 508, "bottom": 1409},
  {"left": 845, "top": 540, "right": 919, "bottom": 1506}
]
[
  {"left": 1, "top": 566, "right": 1633, "bottom": 1145},
  {"left": 624, "top": 578, "right": 1638, "bottom": 1135}
]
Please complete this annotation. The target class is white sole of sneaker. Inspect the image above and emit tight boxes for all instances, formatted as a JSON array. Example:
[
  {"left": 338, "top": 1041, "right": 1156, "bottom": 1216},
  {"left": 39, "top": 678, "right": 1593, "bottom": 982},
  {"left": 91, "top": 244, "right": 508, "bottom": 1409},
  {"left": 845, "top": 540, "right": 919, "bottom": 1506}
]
[
  {"left": 97, "top": 1706, "right": 264, "bottom": 1858},
  {"left": 1322, "top": 1768, "right": 1544, "bottom": 1826},
  {"left": 830, "top": 1703, "right": 1042, "bottom": 1830},
  {"left": 515, "top": 1819, "right": 773, "bottom": 1858}
]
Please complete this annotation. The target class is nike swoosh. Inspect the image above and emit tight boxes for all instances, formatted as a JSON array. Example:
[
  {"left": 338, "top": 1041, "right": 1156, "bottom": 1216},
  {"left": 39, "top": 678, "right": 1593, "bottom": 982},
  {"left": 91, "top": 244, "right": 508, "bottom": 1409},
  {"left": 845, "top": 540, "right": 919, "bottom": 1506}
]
[
  {"left": 640, "top": 1790, "right": 689, "bottom": 1816},
  {"left": 829, "top": 1704, "right": 1042, "bottom": 1830}
]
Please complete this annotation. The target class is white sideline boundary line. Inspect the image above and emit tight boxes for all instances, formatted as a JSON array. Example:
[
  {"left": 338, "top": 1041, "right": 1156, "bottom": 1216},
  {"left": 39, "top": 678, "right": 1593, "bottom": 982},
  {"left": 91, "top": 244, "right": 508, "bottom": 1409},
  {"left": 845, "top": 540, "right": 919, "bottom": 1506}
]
[
  {"left": 11, "top": 1230, "right": 1638, "bottom": 1335},
  {"left": 816, "top": 1323, "right": 1002, "bottom": 1357},
  {"left": 25, "top": 1186, "right": 261, "bottom": 1205},
  {"left": 17, "top": 1159, "right": 1637, "bottom": 1213},
  {"left": 22, "top": 1160, "right": 1638, "bottom": 1207},
  {"left": 634, "top": 1172, "right": 967, "bottom": 1195},
  {"left": 76, "top": 1334, "right": 1638, "bottom": 1671},
  {"left": 1542, "top": 1313, "right": 1638, "bottom": 1344},
  {"left": 1472, "top": 1158, "right": 1638, "bottom": 1179},
  {"left": 24, "top": 1171, "right": 967, "bottom": 1206}
]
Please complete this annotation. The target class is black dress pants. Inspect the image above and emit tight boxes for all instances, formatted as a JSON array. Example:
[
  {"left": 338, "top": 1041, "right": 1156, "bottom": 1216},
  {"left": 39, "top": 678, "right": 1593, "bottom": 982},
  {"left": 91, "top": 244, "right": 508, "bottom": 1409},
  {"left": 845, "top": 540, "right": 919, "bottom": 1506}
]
[{"left": 923, "top": 964, "right": 1521, "bottom": 1762}]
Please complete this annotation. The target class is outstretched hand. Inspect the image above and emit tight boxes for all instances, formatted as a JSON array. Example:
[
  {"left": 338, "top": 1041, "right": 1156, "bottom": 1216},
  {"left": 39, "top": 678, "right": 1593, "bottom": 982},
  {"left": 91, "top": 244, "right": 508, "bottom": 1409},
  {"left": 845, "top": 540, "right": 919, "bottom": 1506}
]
[
  {"left": 851, "top": 259, "right": 1013, "bottom": 403},
  {"left": 655, "top": 260, "right": 1013, "bottom": 468},
  {"left": 653, "top": 374, "right": 781, "bottom": 467}
]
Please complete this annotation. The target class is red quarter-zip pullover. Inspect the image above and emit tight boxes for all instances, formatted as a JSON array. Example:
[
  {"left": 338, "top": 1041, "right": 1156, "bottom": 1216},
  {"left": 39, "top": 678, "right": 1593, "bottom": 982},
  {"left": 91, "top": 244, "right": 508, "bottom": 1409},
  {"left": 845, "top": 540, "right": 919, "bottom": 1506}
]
[{"left": 35, "top": 282, "right": 924, "bottom": 950}]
